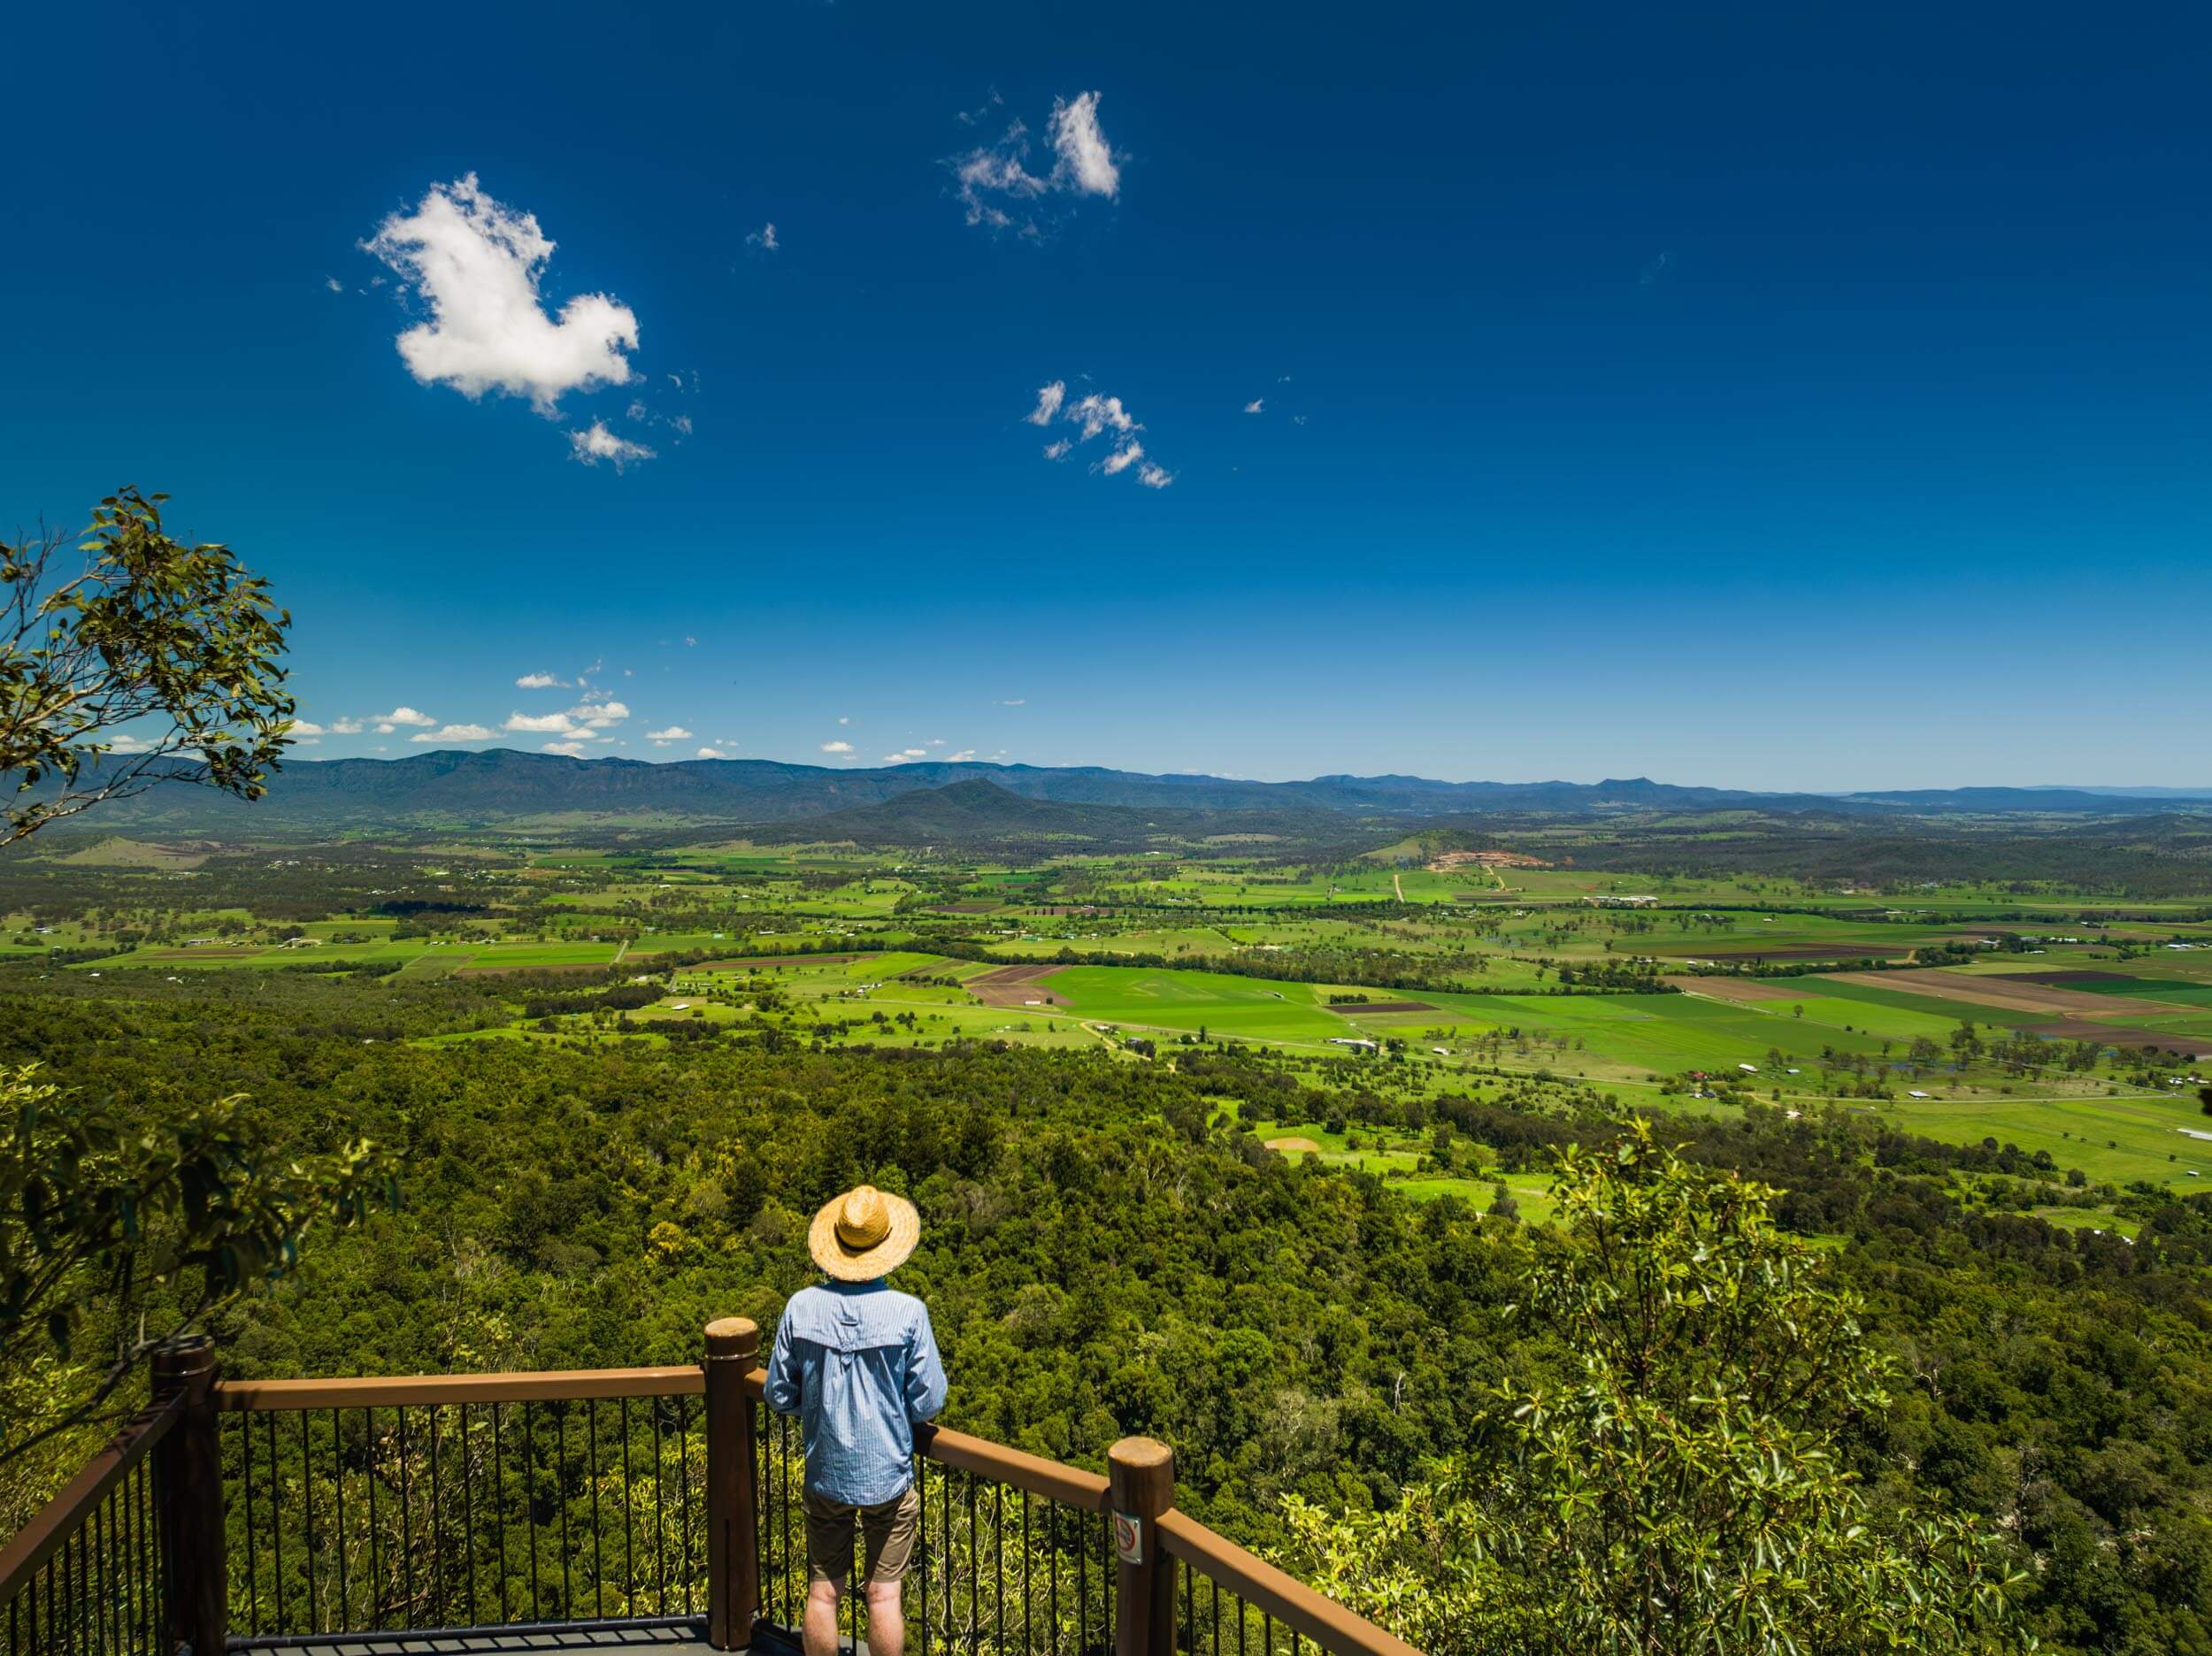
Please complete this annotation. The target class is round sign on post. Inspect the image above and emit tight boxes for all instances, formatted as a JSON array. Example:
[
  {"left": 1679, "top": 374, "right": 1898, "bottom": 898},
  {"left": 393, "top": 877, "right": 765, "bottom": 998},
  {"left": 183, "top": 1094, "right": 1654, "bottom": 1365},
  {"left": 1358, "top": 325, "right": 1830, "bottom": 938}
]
[{"left": 1113, "top": 1509, "right": 1144, "bottom": 1566}]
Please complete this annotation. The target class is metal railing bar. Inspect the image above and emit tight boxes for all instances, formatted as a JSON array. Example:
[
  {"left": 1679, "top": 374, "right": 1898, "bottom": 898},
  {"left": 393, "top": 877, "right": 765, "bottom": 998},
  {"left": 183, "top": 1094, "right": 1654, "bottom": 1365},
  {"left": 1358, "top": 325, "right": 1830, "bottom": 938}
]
[
  {"left": 1156, "top": 1512, "right": 1420, "bottom": 1656},
  {"left": 215, "top": 1368, "right": 703, "bottom": 1412},
  {"left": 225, "top": 1612, "right": 706, "bottom": 1650},
  {"left": 0, "top": 1398, "right": 180, "bottom": 1598}
]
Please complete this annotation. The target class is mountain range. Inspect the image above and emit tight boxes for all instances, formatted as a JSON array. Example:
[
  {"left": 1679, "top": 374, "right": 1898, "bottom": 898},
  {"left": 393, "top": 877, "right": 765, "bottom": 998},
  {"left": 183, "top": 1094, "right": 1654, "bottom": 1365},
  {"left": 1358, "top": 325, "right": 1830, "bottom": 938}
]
[{"left": 40, "top": 748, "right": 2212, "bottom": 838}]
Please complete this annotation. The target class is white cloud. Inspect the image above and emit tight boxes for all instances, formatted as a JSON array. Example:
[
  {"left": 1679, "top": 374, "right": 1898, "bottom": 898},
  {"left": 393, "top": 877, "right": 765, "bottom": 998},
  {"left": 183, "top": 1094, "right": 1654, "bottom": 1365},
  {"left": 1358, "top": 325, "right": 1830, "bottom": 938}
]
[
  {"left": 837, "top": 716, "right": 850, "bottom": 724},
  {"left": 696, "top": 746, "right": 728, "bottom": 759},
  {"left": 946, "top": 749, "right": 977, "bottom": 763},
  {"left": 949, "top": 91, "right": 1122, "bottom": 233},
  {"left": 503, "top": 700, "right": 626, "bottom": 737},
  {"left": 373, "top": 706, "right": 437, "bottom": 729},
  {"left": 1025, "top": 387, "right": 1171, "bottom": 487},
  {"left": 1099, "top": 441, "right": 1143, "bottom": 477},
  {"left": 515, "top": 671, "right": 570, "bottom": 689},
  {"left": 1292, "top": 414, "right": 1308, "bottom": 426},
  {"left": 569, "top": 421, "right": 655, "bottom": 471},
  {"left": 646, "top": 725, "right": 693, "bottom": 741},
  {"left": 683, "top": 635, "right": 696, "bottom": 648},
  {"left": 927, "top": 739, "right": 945, "bottom": 747},
  {"left": 290, "top": 720, "right": 327, "bottom": 737},
  {"left": 747, "top": 223, "right": 779, "bottom": 252},
  {"left": 1243, "top": 398, "right": 1264, "bottom": 414},
  {"left": 504, "top": 711, "right": 576, "bottom": 733},
  {"left": 1068, "top": 394, "right": 1137, "bottom": 439},
  {"left": 952, "top": 127, "right": 1049, "bottom": 230},
  {"left": 105, "top": 732, "right": 156, "bottom": 755},
  {"left": 411, "top": 723, "right": 495, "bottom": 743},
  {"left": 327, "top": 717, "right": 365, "bottom": 734},
  {"left": 881, "top": 748, "right": 929, "bottom": 763},
  {"left": 1026, "top": 381, "right": 1066, "bottom": 426},
  {"left": 542, "top": 740, "right": 589, "bottom": 758},
  {"left": 364, "top": 173, "right": 638, "bottom": 413},
  {"left": 324, "top": 277, "right": 343, "bottom": 294},
  {"left": 820, "top": 740, "right": 855, "bottom": 755},
  {"left": 996, "top": 697, "right": 1026, "bottom": 707},
  {"left": 1048, "top": 92, "right": 1119, "bottom": 198}
]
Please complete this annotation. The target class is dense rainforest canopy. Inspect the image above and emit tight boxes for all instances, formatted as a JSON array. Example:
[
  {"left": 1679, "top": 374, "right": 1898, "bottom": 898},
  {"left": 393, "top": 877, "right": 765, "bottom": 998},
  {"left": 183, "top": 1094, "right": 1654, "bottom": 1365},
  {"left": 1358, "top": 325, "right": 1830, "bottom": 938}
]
[{"left": 4, "top": 967, "right": 2212, "bottom": 1652}]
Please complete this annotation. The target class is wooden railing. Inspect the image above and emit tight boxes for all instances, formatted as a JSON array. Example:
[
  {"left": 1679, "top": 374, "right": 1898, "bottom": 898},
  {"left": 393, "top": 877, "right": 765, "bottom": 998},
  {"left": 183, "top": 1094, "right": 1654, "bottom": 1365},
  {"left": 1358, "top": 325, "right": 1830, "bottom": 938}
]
[{"left": 4, "top": 1320, "right": 1419, "bottom": 1656}]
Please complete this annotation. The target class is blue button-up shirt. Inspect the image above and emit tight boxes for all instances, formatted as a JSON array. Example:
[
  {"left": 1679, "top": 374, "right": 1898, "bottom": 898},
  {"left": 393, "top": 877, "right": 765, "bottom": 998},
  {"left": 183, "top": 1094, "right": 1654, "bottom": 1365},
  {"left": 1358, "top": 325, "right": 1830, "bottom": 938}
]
[{"left": 764, "top": 1280, "right": 948, "bottom": 1506}]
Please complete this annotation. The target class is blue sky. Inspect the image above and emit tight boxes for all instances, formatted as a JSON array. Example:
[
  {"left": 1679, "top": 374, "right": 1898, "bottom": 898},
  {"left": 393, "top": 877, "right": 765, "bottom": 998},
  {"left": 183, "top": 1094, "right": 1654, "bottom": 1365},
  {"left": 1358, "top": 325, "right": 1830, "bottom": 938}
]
[{"left": 6, "top": 1, "right": 2208, "bottom": 790}]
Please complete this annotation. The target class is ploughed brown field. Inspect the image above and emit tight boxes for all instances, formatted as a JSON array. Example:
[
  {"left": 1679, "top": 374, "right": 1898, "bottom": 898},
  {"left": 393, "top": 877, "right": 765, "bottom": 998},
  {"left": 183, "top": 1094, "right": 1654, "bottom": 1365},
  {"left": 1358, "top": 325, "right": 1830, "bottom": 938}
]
[
  {"left": 1663, "top": 976, "right": 1811, "bottom": 1002},
  {"left": 1823, "top": 969, "right": 2177, "bottom": 1017},
  {"left": 969, "top": 962, "right": 1071, "bottom": 1008},
  {"left": 2024, "top": 1019, "right": 2212, "bottom": 1058}
]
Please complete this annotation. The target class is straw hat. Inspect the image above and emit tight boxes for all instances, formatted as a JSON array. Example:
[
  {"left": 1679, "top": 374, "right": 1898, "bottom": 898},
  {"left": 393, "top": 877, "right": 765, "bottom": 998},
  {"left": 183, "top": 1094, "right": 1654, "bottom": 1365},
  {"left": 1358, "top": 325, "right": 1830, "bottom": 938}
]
[{"left": 808, "top": 1184, "right": 921, "bottom": 1282}]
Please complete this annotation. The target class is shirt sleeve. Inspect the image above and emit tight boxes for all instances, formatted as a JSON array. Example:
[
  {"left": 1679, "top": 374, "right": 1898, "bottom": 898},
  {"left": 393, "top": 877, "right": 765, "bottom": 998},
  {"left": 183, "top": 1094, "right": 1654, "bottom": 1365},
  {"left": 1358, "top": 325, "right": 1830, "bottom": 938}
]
[
  {"left": 764, "top": 1314, "right": 801, "bottom": 1415},
  {"left": 904, "top": 1304, "right": 948, "bottom": 1423}
]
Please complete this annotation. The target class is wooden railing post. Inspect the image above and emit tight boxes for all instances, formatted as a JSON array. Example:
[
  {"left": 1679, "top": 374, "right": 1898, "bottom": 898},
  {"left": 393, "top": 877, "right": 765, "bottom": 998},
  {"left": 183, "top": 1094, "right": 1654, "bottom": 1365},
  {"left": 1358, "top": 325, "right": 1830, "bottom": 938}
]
[
  {"left": 705, "top": 1316, "right": 762, "bottom": 1650},
  {"left": 152, "top": 1338, "right": 225, "bottom": 1656},
  {"left": 1110, "top": 1438, "right": 1175, "bottom": 1656}
]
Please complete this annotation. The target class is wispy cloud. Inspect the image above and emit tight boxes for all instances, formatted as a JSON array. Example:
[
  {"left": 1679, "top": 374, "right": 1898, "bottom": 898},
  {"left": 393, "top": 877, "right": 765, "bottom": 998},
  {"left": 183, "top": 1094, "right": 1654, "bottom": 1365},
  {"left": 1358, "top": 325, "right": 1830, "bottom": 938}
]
[
  {"left": 1026, "top": 381, "right": 1066, "bottom": 426},
  {"left": 516, "top": 671, "right": 571, "bottom": 689},
  {"left": 746, "top": 223, "right": 779, "bottom": 253},
  {"left": 1243, "top": 398, "right": 1264, "bottom": 414},
  {"left": 946, "top": 749, "right": 977, "bottom": 763},
  {"left": 1098, "top": 441, "right": 1142, "bottom": 477},
  {"left": 646, "top": 725, "right": 693, "bottom": 741},
  {"left": 995, "top": 697, "right": 1026, "bottom": 707},
  {"left": 569, "top": 421, "right": 655, "bottom": 472},
  {"left": 1048, "top": 93, "right": 1119, "bottom": 198},
  {"left": 503, "top": 701, "right": 630, "bottom": 738},
  {"left": 364, "top": 173, "right": 637, "bottom": 413},
  {"left": 1023, "top": 386, "right": 1171, "bottom": 487},
  {"left": 411, "top": 723, "right": 495, "bottom": 743},
  {"left": 949, "top": 90, "right": 1123, "bottom": 234}
]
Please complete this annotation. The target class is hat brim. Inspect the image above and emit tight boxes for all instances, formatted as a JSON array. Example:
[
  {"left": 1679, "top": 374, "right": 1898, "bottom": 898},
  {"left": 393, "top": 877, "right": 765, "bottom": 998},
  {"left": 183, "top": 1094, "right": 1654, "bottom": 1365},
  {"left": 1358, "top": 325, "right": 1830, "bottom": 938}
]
[{"left": 808, "top": 1190, "right": 921, "bottom": 1282}]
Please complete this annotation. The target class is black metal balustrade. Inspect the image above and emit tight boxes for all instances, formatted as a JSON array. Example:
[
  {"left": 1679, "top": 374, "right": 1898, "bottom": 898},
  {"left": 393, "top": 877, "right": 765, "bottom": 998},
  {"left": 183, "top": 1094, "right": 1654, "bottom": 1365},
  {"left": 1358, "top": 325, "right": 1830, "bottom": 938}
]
[{"left": 4, "top": 1320, "right": 1418, "bottom": 1656}]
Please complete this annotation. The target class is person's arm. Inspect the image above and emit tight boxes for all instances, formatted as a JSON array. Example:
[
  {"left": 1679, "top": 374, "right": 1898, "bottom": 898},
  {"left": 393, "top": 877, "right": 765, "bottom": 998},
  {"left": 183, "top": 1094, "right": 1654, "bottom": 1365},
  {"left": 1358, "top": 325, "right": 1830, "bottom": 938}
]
[
  {"left": 764, "top": 1315, "right": 803, "bottom": 1416},
  {"left": 904, "top": 1303, "right": 948, "bottom": 1422}
]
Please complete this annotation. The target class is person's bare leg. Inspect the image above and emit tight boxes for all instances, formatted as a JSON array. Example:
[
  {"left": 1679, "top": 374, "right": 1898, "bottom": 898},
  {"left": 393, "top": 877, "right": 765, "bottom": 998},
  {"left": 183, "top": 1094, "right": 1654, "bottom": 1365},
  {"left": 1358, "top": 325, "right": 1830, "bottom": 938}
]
[
  {"left": 865, "top": 1580, "right": 904, "bottom": 1656},
  {"left": 803, "top": 1580, "right": 842, "bottom": 1656}
]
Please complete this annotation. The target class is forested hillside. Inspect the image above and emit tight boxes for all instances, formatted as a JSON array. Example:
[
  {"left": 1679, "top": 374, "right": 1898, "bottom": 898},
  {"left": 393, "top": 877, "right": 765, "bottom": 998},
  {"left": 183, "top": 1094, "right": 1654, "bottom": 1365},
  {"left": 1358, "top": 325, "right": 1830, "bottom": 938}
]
[{"left": 4, "top": 968, "right": 2210, "bottom": 1652}]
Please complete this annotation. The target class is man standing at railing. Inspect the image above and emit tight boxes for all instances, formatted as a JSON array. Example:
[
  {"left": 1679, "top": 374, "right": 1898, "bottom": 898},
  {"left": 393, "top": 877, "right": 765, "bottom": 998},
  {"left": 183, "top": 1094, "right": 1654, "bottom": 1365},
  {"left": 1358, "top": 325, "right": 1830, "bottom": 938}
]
[{"left": 765, "top": 1184, "right": 947, "bottom": 1656}]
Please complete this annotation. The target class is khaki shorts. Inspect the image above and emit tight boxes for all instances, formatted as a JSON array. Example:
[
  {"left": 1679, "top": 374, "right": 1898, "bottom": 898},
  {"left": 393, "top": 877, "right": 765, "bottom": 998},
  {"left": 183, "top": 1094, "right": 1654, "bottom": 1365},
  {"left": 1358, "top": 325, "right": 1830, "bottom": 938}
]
[{"left": 804, "top": 1484, "right": 922, "bottom": 1586}]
